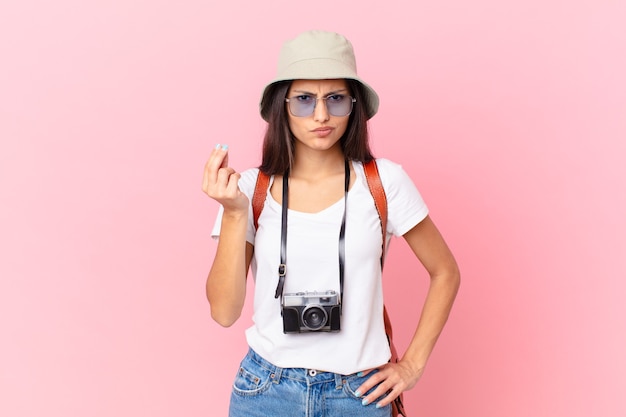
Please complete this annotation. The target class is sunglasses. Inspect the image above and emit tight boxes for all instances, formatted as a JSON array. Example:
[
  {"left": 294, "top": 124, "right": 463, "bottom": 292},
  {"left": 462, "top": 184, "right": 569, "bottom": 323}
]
[{"left": 285, "top": 94, "right": 356, "bottom": 117}]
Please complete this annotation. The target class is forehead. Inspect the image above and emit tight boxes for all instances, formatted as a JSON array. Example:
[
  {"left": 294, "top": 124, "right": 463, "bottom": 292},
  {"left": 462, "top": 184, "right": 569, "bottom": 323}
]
[{"left": 289, "top": 79, "right": 348, "bottom": 93}]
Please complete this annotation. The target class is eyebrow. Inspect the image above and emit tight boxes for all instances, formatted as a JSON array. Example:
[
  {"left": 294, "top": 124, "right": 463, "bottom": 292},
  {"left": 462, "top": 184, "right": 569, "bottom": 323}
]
[{"left": 291, "top": 89, "right": 348, "bottom": 97}]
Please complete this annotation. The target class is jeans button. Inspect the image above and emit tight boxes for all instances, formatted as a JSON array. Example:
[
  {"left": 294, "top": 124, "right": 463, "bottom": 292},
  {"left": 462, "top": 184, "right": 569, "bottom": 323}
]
[{"left": 308, "top": 369, "right": 317, "bottom": 377}]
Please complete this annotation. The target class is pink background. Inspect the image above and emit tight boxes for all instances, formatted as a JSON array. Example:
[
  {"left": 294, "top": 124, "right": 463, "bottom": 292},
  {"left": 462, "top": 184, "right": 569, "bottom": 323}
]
[{"left": 1, "top": 1, "right": 625, "bottom": 416}]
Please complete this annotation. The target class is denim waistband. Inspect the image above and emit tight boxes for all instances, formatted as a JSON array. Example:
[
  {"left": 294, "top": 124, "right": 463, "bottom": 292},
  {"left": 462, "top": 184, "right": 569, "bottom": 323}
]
[{"left": 245, "top": 348, "right": 349, "bottom": 386}]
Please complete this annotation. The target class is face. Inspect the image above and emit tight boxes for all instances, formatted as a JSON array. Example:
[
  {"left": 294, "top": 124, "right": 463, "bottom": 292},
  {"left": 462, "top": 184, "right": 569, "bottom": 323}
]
[{"left": 286, "top": 79, "right": 351, "bottom": 153}]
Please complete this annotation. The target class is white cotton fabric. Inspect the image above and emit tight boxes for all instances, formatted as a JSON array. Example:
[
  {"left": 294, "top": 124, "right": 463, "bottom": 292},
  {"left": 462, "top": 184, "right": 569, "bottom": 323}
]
[{"left": 211, "top": 159, "right": 428, "bottom": 375}]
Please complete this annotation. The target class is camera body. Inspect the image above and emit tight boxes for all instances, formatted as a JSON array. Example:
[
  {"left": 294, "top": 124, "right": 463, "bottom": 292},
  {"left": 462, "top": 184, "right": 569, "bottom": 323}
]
[{"left": 281, "top": 290, "right": 341, "bottom": 333}]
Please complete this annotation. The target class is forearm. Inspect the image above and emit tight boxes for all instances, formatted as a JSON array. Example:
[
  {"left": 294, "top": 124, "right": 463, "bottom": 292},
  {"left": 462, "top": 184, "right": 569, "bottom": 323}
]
[
  {"left": 206, "top": 211, "right": 250, "bottom": 327},
  {"left": 401, "top": 268, "right": 460, "bottom": 376}
]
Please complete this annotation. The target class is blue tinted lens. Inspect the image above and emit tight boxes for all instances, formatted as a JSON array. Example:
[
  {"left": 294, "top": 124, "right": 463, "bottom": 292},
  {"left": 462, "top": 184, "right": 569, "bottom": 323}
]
[
  {"left": 326, "top": 95, "right": 351, "bottom": 116},
  {"left": 291, "top": 95, "right": 315, "bottom": 116}
]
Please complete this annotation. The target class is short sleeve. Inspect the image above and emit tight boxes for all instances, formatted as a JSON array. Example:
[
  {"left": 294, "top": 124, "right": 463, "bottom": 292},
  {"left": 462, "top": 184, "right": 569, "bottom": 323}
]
[{"left": 375, "top": 159, "right": 429, "bottom": 236}]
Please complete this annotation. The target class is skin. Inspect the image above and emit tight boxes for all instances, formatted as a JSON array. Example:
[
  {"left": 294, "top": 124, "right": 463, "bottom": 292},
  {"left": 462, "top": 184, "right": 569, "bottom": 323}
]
[{"left": 202, "top": 79, "right": 460, "bottom": 409}]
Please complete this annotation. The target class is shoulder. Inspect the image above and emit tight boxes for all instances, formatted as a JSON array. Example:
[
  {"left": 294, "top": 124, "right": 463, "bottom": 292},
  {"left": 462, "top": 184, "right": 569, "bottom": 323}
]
[
  {"left": 370, "top": 158, "right": 414, "bottom": 188},
  {"left": 369, "top": 159, "right": 428, "bottom": 233},
  {"left": 353, "top": 158, "right": 413, "bottom": 187},
  {"left": 372, "top": 157, "right": 403, "bottom": 173}
]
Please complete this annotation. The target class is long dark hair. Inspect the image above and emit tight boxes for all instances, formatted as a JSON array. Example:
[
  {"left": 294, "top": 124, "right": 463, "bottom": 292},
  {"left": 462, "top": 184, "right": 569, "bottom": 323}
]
[{"left": 258, "top": 79, "right": 374, "bottom": 175}]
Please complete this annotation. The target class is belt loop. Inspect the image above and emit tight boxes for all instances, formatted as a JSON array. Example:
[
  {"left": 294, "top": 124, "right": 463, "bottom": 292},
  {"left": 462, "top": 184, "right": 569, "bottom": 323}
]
[
  {"left": 334, "top": 372, "right": 344, "bottom": 390},
  {"left": 271, "top": 365, "right": 283, "bottom": 384}
]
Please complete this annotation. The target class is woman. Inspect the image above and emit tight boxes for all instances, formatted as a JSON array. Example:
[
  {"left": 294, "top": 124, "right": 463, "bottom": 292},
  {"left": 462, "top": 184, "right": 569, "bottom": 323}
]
[{"left": 202, "top": 30, "right": 460, "bottom": 417}]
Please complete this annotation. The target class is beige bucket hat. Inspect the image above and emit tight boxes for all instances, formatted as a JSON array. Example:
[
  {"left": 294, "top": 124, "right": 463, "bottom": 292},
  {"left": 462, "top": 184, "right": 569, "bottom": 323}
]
[{"left": 260, "top": 30, "right": 380, "bottom": 121}]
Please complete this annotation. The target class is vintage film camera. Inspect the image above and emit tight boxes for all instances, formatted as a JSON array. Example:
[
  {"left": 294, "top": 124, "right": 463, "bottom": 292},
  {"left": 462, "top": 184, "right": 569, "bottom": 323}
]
[{"left": 281, "top": 290, "right": 341, "bottom": 333}]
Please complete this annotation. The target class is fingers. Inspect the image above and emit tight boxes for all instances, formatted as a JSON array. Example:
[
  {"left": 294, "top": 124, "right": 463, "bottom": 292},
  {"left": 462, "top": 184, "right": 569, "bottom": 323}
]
[
  {"left": 203, "top": 144, "right": 232, "bottom": 194},
  {"left": 355, "top": 368, "right": 389, "bottom": 407},
  {"left": 361, "top": 380, "right": 400, "bottom": 409},
  {"left": 355, "top": 363, "right": 418, "bottom": 409},
  {"left": 220, "top": 145, "right": 229, "bottom": 169},
  {"left": 216, "top": 166, "right": 236, "bottom": 186},
  {"left": 356, "top": 368, "right": 375, "bottom": 377},
  {"left": 225, "top": 171, "right": 242, "bottom": 195},
  {"left": 201, "top": 144, "right": 249, "bottom": 211}
]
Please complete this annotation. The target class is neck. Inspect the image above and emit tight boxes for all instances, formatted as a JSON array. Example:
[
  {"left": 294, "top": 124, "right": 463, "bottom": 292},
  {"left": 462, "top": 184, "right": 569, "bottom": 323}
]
[{"left": 291, "top": 144, "right": 345, "bottom": 179}]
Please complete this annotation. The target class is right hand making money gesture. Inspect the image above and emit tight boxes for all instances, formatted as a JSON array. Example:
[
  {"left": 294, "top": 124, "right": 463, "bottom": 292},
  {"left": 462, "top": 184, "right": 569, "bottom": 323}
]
[{"left": 202, "top": 144, "right": 249, "bottom": 214}]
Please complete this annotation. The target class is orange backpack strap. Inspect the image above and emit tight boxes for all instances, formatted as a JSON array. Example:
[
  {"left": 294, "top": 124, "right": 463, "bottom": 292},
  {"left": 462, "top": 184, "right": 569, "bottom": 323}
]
[
  {"left": 252, "top": 170, "right": 271, "bottom": 230},
  {"left": 363, "top": 159, "right": 388, "bottom": 266},
  {"left": 363, "top": 159, "right": 407, "bottom": 417}
]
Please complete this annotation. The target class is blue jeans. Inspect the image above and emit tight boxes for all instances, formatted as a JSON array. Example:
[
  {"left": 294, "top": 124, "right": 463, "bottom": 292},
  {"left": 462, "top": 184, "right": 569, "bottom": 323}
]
[{"left": 229, "top": 348, "right": 391, "bottom": 417}]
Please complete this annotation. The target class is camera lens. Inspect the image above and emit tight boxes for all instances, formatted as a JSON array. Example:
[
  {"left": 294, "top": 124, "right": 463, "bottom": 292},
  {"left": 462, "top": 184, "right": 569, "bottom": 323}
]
[{"left": 302, "top": 306, "right": 327, "bottom": 331}]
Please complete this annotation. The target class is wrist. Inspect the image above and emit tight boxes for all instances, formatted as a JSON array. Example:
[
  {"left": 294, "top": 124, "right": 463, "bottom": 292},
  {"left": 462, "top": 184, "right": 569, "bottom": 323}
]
[
  {"left": 222, "top": 209, "right": 248, "bottom": 222},
  {"left": 398, "top": 355, "right": 426, "bottom": 377}
]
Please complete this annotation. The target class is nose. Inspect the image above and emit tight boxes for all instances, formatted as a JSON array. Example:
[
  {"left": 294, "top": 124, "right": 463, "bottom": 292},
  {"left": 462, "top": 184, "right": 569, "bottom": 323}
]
[{"left": 313, "top": 98, "right": 330, "bottom": 122}]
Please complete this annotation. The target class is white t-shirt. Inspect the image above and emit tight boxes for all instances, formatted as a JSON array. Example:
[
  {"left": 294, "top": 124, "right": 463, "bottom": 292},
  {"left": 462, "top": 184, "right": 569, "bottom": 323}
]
[{"left": 211, "top": 158, "right": 428, "bottom": 375}]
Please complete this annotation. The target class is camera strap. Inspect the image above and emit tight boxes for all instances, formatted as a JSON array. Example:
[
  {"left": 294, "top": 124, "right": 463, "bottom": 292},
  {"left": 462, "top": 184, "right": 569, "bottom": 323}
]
[{"left": 274, "top": 160, "right": 350, "bottom": 303}]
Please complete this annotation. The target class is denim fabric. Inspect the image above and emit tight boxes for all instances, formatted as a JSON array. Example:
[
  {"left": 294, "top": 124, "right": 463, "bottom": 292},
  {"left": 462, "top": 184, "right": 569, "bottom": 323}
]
[{"left": 229, "top": 349, "right": 392, "bottom": 417}]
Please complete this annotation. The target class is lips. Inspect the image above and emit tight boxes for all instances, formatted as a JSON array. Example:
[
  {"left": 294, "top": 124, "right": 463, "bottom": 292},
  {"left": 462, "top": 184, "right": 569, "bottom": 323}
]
[{"left": 312, "top": 127, "right": 334, "bottom": 137}]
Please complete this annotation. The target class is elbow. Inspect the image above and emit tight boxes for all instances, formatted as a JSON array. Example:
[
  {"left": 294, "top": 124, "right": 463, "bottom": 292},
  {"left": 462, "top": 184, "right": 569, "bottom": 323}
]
[
  {"left": 453, "top": 270, "right": 461, "bottom": 295},
  {"left": 450, "top": 265, "right": 461, "bottom": 295},
  {"left": 210, "top": 307, "right": 241, "bottom": 328},
  {"left": 435, "top": 263, "right": 461, "bottom": 295},
  {"left": 448, "top": 261, "right": 461, "bottom": 286},
  {"left": 206, "top": 286, "right": 244, "bottom": 327}
]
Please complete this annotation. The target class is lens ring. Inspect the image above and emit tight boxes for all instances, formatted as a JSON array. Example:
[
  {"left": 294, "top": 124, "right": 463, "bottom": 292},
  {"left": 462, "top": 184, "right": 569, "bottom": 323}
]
[
  {"left": 327, "top": 96, "right": 347, "bottom": 117},
  {"left": 287, "top": 97, "right": 315, "bottom": 117},
  {"left": 302, "top": 305, "right": 328, "bottom": 331},
  {"left": 328, "top": 96, "right": 354, "bottom": 117}
]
